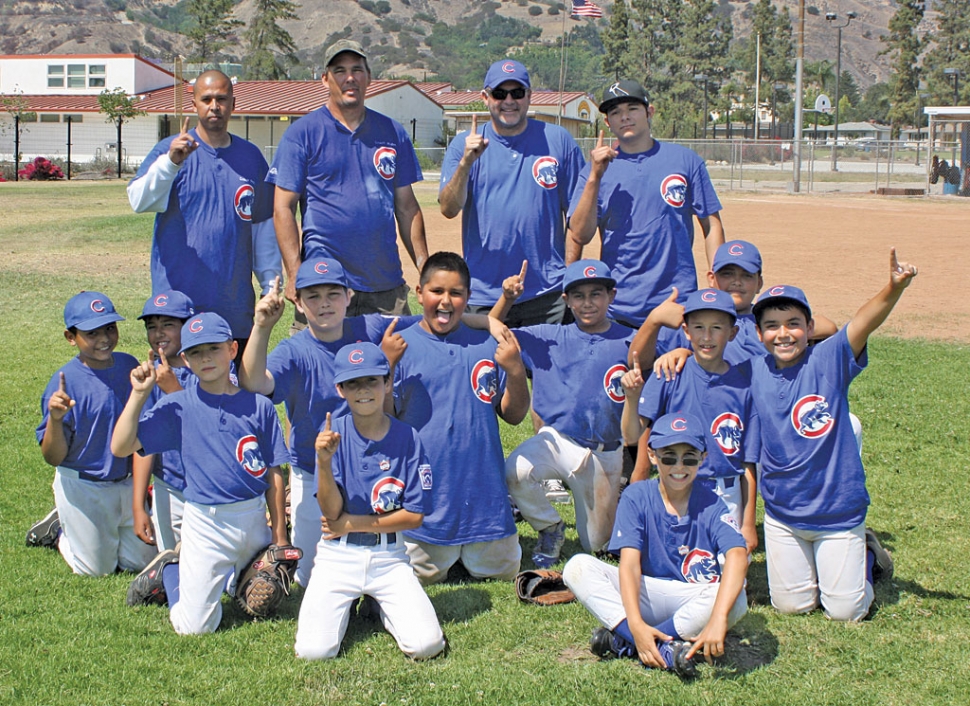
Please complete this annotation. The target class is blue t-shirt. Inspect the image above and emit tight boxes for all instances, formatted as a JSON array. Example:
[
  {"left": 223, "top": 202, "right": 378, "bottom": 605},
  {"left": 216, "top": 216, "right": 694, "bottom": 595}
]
[
  {"left": 137, "top": 386, "right": 290, "bottom": 505},
  {"left": 329, "top": 414, "right": 432, "bottom": 519},
  {"left": 609, "top": 478, "right": 746, "bottom": 583},
  {"left": 440, "top": 119, "right": 585, "bottom": 306},
  {"left": 394, "top": 323, "right": 516, "bottom": 544},
  {"left": 267, "top": 106, "right": 421, "bottom": 293},
  {"left": 516, "top": 322, "right": 633, "bottom": 444},
  {"left": 37, "top": 354, "right": 139, "bottom": 482},
  {"left": 750, "top": 327, "right": 869, "bottom": 531},
  {"left": 638, "top": 358, "right": 760, "bottom": 480},
  {"left": 133, "top": 130, "right": 274, "bottom": 338},
  {"left": 567, "top": 141, "right": 722, "bottom": 326},
  {"left": 143, "top": 364, "right": 197, "bottom": 491},
  {"left": 267, "top": 314, "right": 419, "bottom": 472}
]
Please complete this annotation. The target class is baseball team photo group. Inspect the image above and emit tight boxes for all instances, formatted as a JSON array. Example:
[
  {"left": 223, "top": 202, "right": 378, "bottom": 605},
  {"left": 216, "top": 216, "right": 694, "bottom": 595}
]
[{"left": 4, "top": 41, "right": 970, "bottom": 706}]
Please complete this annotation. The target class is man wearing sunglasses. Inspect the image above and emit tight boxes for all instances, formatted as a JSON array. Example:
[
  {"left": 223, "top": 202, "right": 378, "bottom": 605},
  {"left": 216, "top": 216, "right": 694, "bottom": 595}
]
[{"left": 439, "top": 59, "right": 585, "bottom": 327}]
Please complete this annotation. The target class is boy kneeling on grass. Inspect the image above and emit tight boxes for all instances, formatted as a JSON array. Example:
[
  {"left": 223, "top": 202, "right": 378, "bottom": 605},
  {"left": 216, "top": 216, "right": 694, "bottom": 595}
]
[{"left": 563, "top": 412, "right": 748, "bottom": 679}]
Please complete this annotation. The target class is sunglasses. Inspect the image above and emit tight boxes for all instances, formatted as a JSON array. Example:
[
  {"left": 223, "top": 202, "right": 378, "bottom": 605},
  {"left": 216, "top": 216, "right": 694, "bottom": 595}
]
[
  {"left": 657, "top": 455, "right": 701, "bottom": 467},
  {"left": 490, "top": 87, "right": 527, "bottom": 101}
]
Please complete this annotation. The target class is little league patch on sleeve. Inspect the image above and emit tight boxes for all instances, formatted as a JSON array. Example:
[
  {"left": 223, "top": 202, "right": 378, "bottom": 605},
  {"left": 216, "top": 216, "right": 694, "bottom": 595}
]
[
  {"left": 419, "top": 464, "right": 433, "bottom": 490},
  {"left": 720, "top": 513, "right": 742, "bottom": 534}
]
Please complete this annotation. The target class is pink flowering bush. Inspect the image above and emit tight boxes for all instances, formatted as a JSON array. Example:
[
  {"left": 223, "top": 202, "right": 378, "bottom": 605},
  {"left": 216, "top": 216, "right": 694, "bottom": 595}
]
[{"left": 18, "top": 157, "right": 64, "bottom": 180}]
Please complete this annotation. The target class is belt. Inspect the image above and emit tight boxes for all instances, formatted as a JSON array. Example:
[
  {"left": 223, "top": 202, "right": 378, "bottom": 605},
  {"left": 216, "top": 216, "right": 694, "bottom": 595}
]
[
  {"left": 342, "top": 532, "right": 397, "bottom": 547},
  {"left": 571, "top": 437, "right": 622, "bottom": 452}
]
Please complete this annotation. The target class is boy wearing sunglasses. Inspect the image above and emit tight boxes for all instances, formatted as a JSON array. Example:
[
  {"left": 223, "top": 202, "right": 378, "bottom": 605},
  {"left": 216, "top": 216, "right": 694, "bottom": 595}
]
[
  {"left": 563, "top": 412, "right": 748, "bottom": 678},
  {"left": 439, "top": 59, "right": 585, "bottom": 327}
]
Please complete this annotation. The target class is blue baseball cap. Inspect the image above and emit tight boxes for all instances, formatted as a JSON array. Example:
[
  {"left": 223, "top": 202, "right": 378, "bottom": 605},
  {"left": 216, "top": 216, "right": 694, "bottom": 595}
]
[
  {"left": 484, "top": 59, "right": 531, "bottom": 90},
  {"left": 712, "top": 240, "right": 762, "bottom": 274},
  {"left": 64, "top": 291, "right": 124, "bottom": 331},
  {"left": 139, "top": 290, "right": 195, "bottom": 320},
  {"left": 333, "top": 342, "right": 389, "bottom": 384},
  {"left": 683, "top": 288, "right": 737, "bottom": 322},
  {"left": 562, "top": 259, "right": 617, "bottom": 293},
  {"left": 179, "top": 312, "right": 233, "bottom": 355},
  {"left": 648, "top": 412, "right": 708, "bottom": 452},
  {"left": 753, "top": 284, "right": 812, "bottom": 320},
  {"left": 295, "top": 258, "right": 349, "bottom": 290}
]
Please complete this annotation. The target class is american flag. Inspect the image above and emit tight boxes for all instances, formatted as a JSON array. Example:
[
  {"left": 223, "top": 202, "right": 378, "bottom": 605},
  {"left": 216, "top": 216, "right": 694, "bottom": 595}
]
[{"left": 571, "top": 0, "right": 603, "bottom": 19}]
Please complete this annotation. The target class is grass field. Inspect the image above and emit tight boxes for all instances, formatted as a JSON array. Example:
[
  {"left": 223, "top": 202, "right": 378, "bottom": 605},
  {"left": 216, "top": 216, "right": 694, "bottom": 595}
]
[{"left": 1, "top": 181, "right": 968, "bottom": 705}]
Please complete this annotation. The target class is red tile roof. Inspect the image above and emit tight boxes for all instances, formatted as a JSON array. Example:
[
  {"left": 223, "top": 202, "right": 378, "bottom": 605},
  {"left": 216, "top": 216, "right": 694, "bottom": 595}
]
[{"left": 415, "top": 82, "right": 453, "bottom": 95}]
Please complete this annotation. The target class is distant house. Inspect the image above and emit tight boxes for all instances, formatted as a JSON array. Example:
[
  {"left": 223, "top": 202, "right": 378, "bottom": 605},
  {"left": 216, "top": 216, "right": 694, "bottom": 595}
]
[
  {"left": 0, "top": 53, "right": 445, "bottom": 167},
  {"left": 802, "top": 121, "right": 892, "bottom": 144}
]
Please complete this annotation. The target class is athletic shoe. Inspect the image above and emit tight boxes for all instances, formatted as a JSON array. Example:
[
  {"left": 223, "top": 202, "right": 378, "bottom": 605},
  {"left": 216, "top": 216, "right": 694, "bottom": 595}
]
[
  {"left": 669, "top": 640, "right": 699, "bottom": 679},
  {"left": 126, "top": 547, "right": 180, "bottom": 607},
  {"left": 532, "top": 520, "right": 566, "bottom": 569},
  {"left": 543, "top": 479, "right": 571, "bottom": 504},
  {"left": 865, "top": 528, "right": 894, "bottom": 582},
  {"left": 26, "top": 508, "right": 60, "bottom": 549},
  {"left": 589, "top": 627, "right": 634, "bottom": 659}
]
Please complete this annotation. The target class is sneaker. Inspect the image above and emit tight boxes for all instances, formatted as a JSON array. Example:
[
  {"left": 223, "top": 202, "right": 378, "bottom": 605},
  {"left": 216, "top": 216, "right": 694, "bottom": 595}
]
[
  {"left": 590, "top": 627, "right": 634, "bottom": 659},
  {"left": 543, "top": 479, "right": 571, "bottom": 504},
  {"left": 126, "top": 547, "right": 180, "bottom": 607},
  {"left": 669, "top": 640, "right": 699, "bottom": 679},
  {"left": 532, "top": 520, "right": 566, "bottom": 569},
  {"left": 26, "top": 508, "right": 60, "bottom": 548},
  {"left": 865, "top": 528, "right": 894, "bottom": 582}
]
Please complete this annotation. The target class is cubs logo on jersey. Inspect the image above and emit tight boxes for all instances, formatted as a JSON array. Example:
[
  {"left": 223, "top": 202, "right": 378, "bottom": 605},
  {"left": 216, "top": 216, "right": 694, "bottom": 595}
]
[
  {"left": 234, "top": 184, "right": 255, "bottom": 222},
  {"left": 710, "top": 412, "right": 743, "bottom": 456},
  {"left": 532, "top": 156, "right": 560, "bottom": 189},
  {"left": 236, "top": 435, "right": 267, "bottom": 478},
  {"left": 470, "top": 359, "right": 498, "bottom": 404},
  {"left": 660, "top": 174, "right": 688, "bottom": 208},
  {"left": 371, "top": 476, "right": 405, "bottom": 513},
  {"left": 603, "top": 364, "right": 628, "bottom": 403},
  {"left": 374, "top": 146, "right": 397, "bottom": 180},
  {"left": 791, "top": 394, "right": 834, "bottom": 438},
  {"left": 681, "top": 548, "right": 720, "bottom": 584}
]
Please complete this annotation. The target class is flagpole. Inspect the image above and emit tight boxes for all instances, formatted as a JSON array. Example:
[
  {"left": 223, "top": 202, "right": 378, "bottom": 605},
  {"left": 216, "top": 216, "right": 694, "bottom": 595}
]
[{"left": 557, "top": 3, "right": 569, "bottom": 125}]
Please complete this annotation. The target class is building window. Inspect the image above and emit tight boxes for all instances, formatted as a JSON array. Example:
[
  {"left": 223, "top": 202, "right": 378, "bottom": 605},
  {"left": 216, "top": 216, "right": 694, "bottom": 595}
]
[
  {"left": 48, "top": 64, "right": 65, "bottom": 88},
  {"left": 67, "top": 64, "right": 86, "bottom": 88},
  {"left": 40, "top": 114, "right": 60, "bottom": 123},
  {"left": 64, "top": 114, "right": 84, "bottom": 123},
  {"left": 89, "top": 64, "right": 106, "bottom": 88}
]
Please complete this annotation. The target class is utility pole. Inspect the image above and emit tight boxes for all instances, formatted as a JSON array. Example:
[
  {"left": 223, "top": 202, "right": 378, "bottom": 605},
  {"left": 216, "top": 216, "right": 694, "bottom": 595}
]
[{"left": 793, "top": 0, "right": 805, "bottom": 192}]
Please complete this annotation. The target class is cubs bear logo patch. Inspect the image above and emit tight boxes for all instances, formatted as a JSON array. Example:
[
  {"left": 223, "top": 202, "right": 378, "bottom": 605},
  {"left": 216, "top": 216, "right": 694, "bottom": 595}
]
[
  {"left": 603, "top": 364, "right": 627, "bottom": 403},
  {"left": 371, "top": 477, "right": 405, "bottom": 513},
  {"left": 791, "top": 394, "right": 834, "bottom": 438},
  {"left": 681, "top": 548, "right": 719, "bottom": 584},
  {"left": 374, "top": 146, "right": 397, "bottom": 180},
  {"left": 532, "top": 156, "right": 559, "bottom": 189},
  {"left": 236, "top": 435, "right": 267, "bottom": 478},
  {"left": 470, "top": 359, "right": 498, "bottom": 403},
  {"left": 660, "top": 174, "right": 688, "bottom": 208},
  {"left": 234, "top": 184, "right": 254, "bottom": 222},
  {"left": 710, "top": 412, "right": 743, "bottom": 456}
]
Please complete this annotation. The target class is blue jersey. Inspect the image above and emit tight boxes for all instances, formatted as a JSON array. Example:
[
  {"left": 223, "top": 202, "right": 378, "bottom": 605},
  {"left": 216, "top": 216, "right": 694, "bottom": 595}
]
[
  {"left": 516, "top": 322, "right": 633, "bottom": 444},
  {"left": 394, "top": 323, "right": 516, "bottom": 544},
  {"left": 143, "top": 364, "right": 197, "bottom": 491},
  {"left": 267, "top": 106, "right": 421, "bottom": 293},
  {"left": 440, "top": 119, "right": 585, "bottom": 306},
  {"left": 329, "top": 414, "right": 432, "bottom": 519},
  {"left": 134, "top": 130, "right": 274, "bottom": 338},
  {"left": 609, "top": 478, "right": 746, "bottom": 583},
  {"left": 267, "top": 314, "right": 419, "bottom": 472},
  {"left": 36, "top": 353, "right": 139, "bottom": 482},
  {"left": 568, "top": 141, "right": 722, "bottom": 326},
  {"left": 638, "top": 358, "right": 760, "bottom": 480},
  {"left": 749, "top": 327, "right": 868, "bottom": 531},
  {"left": 137, "top": 386, "right": 289, "bottom": 505}
]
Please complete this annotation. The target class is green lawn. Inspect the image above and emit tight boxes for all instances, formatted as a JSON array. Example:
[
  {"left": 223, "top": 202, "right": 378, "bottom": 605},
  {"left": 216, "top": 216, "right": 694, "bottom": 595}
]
[{"left": 0, "top": 181, "right": 967, "bottom": 705}]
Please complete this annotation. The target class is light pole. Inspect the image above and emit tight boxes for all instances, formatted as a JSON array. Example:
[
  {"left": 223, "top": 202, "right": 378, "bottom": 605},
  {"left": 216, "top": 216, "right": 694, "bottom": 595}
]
[
  {"left": 826, "top": 11, "right": 856, "bottom": 171},
  {"left": 943, "top": 67, "right": 960, "bottom": 106},
  {"left": 915, "top": 89, "right": 929, "bottom": 165},
  {"left": 694, "top": 74, "right": 709, "bottom": 139},
  {"left": 771, "top": 82, "right": 786, "bottom": 139}
]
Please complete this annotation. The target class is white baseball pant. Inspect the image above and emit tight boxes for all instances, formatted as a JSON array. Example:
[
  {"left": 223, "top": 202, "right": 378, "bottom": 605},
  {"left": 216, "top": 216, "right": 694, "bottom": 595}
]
[
  {"left": 505, "top": 426, "right": 623, "bottom": 553},
  {"left": 763, "top": 513, "right": 872, "bottom": 622},
  {"left": 563, "top": 553, "right": 748, "bottom": 640},
  {"left": 53, "top": 467, "right": 157, "bottom": 576},
  {"left": 295, "top": 534, "right": 445, "bottom": 660},
  {"left": 405, "top": 534, "right": 521, "bottom": 586},
  {"left": 169, "top": 496, "right": 270, "bottom": 635},
  {"left": 150, "top": 477, "right": 185, "bottom": 553},
  {"left": 289, "top": 465, "right": 321, "bottom": 587}
]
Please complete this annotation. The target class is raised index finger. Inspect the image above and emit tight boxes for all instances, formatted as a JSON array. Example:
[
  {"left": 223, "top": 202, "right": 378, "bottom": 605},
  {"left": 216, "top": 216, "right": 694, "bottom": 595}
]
[
  {"left": 181, "top": 116, "right": 191, "bottom": 135},
  {"left": 58, "top": 371, "right": 67, "bottom": 393},
  {"left": 632, "top": 353, "right": 641, "bottom": 375},
  {"left": 384, "top": 316, "right": 399, "bottom": 337},
  {"left": 324, "top": 412, "right": 332, "bottom": 432},
  {"left": 471, "top": 114, "right": 477, "bottom": 134},
  {"left": 518, "top": 259, "right": 528, "bottom": 282},
  {"left": 597, "top": 129, "right": 604, "bottom": 148}
]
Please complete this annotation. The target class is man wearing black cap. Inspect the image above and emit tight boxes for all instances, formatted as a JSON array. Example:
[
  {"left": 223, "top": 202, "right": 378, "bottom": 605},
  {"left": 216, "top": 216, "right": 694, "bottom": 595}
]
[
  {"left": 268, "top": 40, "right": 428, "bottom": 318},
  {"left": 567, "top": 80, "right": 725, "bottom": 328},
  {"left": 439, "top": 59, "right": 585, "bottom": 326}
]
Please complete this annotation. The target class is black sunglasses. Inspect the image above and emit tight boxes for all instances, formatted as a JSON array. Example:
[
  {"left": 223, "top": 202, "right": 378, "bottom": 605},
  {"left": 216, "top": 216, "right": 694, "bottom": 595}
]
[
  {"left": 490, "top": 87, "right": 527, "bottom": 101},
  {"left": 658, "top": 455, "right": 701, "bottom": 467}
]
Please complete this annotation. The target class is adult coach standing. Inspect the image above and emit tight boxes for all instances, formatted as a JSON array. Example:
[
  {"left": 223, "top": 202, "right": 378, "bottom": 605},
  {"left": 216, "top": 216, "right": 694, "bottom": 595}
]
[
  {"left": 439, "top": 59, "right": 585, "bottom": 326},
  {"left": 128, "top": 70, "right": 279, "bottom": 349},
  {"left": 268, "top": 40, "right": 428, "bottom": 317},
  {"left": 567, "top": 80, "right": 725, "bottom": 327}
]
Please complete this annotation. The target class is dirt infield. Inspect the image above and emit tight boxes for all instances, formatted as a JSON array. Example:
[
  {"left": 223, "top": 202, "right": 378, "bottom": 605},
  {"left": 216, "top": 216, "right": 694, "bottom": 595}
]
[{"left": 407, "top": 184, "right": 969, "bottom": 342}]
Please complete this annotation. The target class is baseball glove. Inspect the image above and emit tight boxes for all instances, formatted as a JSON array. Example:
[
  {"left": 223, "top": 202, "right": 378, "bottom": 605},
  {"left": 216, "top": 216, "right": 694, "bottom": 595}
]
[
  {"left": 514, "top": 569, "right": 576, "bottom": 606},
  {"left": 235, "top": 544, "right": 303, "bottom": 618}
]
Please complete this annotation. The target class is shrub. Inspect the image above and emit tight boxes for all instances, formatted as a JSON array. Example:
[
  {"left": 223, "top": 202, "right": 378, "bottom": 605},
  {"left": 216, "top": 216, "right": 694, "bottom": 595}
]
[
  {"left": 18, "top": 157, "right": 65, "bottom": 181},
  {"left": 528, "top": 5, "right": 543, "bottom": 15}
]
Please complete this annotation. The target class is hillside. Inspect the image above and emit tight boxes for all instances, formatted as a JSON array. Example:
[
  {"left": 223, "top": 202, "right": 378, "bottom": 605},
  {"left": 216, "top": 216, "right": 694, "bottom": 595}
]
[{"left": 0, "top": 0, "right": 930, "bottom": 89}]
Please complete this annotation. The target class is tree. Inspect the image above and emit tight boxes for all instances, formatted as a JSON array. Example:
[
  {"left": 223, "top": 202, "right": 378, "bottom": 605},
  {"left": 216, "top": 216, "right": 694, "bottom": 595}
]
[
  {"left": 882, "top": 0, "right": 924, "bottom": 136},
  {"left": 736, "top": 0, "right": 794, "bottom": 87},
  {"left": 184, "top": 0, "right": 243, "bottom": 63},
  {"left": 97, "top": 88, "right": 146, "bottom": 178},
  {"left": 244, "top": 0, "right": 300, "bottom": 79},
  {"left": 601, "top": 0, "right": 631, "bottom": 80},
  {"left": 1, "top": 92, "right": 37, "bottom": 181},
  {"left": 855, "top": 82, "right": 892, "bottom": 124},
  {"left": 921, "top": 0, "right": 970, "bottom": 105}
]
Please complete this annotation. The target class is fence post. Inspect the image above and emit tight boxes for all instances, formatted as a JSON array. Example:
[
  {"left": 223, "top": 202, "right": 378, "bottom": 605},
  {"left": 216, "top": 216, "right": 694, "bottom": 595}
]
[
  {"left": 874, "top": 143, "right": 880, "bottom": 193},
  {"left": 66, "top": 116, "right": 72, "bottom": 180}
]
